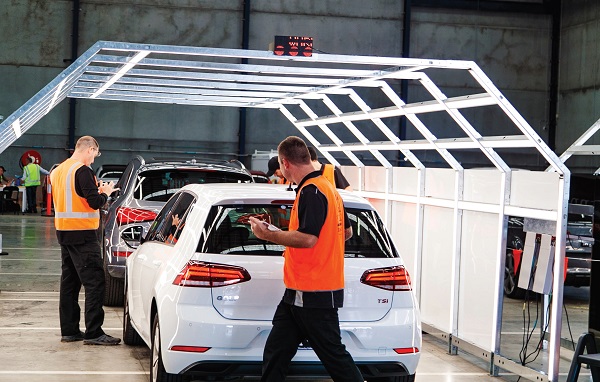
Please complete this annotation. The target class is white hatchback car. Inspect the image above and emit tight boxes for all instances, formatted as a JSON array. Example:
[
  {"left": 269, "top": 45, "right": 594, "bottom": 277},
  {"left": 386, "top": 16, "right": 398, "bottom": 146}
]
[{"left": 124, "top": 183, "right": 421, "bottom": 382}]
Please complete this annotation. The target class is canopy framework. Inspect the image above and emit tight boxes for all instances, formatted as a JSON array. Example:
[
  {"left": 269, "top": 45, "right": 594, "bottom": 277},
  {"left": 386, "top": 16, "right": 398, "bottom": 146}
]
[
  {"left": 0, "top": 41, "right": 565, "bottom": 174},
  {"left": 548, "top": 116, "right": 600, "bottom": 174},
  {"left": 0, "top": 41, "right": 570, "bottom": 381}
]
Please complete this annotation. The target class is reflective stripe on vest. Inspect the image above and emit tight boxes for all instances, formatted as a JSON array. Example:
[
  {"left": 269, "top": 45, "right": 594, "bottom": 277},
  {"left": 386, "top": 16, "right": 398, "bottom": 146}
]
[
  {"left": 283, "top": 176, "right": 345, "bottom": 291},
  {"left": 322, "top": 164, "right": 336, "bottom": 188},
  {"left": 51, "top": 158, "right": 100, "bottom": 230},
  {"left": 24, "top": 163, "right": 41, "bottom": 187}
]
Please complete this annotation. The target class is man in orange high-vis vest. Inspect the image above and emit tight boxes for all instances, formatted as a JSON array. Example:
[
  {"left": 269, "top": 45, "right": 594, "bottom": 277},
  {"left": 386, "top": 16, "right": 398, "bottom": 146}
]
[
  {"left": 307, "top": 146, "right": 352, "bottom": 191},
  {"left": 250, "top": 136, "right": 363, "bottom": 382},
  {"left": 265, "top": 155, "right": 292, "bottom": 186},
  {"left": 50, "top": 136, "right": 121, "bottom": 346}
]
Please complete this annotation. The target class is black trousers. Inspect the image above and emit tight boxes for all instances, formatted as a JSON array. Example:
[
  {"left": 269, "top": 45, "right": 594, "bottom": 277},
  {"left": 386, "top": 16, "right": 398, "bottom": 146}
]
[
  {"left": 261, "top": 301, "right": 364, "bottom": 382},
  {"left": 59, "top": 240, "right": 106, "bottom": 339},
  {"left": 25, "top": 185, "right": 37, "bottom": 212}
]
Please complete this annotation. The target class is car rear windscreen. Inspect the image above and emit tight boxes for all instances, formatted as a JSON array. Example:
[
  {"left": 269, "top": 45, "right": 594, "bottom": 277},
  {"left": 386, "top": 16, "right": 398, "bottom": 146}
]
[
  {"left": 134, "top": 169, "right": 252, "bottom": 202},
  {"left": 197, "top": 204, "right": 399, "bottom": 258}
]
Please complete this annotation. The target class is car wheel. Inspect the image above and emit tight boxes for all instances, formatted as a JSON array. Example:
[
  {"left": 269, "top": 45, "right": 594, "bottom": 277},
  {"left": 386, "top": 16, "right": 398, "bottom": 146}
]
[
  {"left": 151, "top": 314, "right": 184, "bottom": 382},
  {"left": 103, "top": 257, "right": 124, "bottom": 306},
  {"left": 504, "top": 252, "right": 525, "bottom": 299},
  {"left": 123, "top": 283, "right": 143, "bottom": 346},
  {"left": 367, "top": 374, "right": 415, "bottom": 382}
]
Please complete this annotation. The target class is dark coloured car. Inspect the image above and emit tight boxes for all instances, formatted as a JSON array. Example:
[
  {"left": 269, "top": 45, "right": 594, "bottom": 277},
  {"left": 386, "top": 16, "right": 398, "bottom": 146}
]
[
  {"left": 504, "top": 204, "right": 594, "bottom": 298},
  {"left": 250, "top": 170, "right": 270, "bottom": 183},
  {"left": 101, "top": 156, "right": 254, "bottom": 306},
  {"left": 96, "top": 164, "right": 127, "bottom": 184}
]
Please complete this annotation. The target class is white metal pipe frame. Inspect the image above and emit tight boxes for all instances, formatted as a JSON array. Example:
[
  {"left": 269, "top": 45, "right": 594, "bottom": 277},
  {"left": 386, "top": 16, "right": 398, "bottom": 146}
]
[{"left": 0, "top": 41, "right": 571, "bottom": 381}]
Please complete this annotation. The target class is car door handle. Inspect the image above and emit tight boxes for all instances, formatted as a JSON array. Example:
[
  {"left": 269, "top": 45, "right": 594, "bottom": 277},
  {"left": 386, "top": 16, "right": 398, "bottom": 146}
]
[{"left": 152, "top": 260, "right": 162, "bottom": 267}]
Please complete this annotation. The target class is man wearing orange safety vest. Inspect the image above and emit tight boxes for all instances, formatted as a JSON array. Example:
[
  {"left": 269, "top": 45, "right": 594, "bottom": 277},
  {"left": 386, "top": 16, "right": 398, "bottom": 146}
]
[
  {"left": 50, "top": 136, "right": 121, "bottom": 346},
  {"left": 307, "top": 146, "right": 352, "bottom": 191},
  {"left": 250, "top": 136, "right": 363, "bottom": 382},
  {"left": 265, "top": 155, "right": 292, "bottom": 185}
]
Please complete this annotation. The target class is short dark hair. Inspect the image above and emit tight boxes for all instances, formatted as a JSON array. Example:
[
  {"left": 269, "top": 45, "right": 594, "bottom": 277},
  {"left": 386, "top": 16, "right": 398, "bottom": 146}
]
[
  {"left": 0, "top": 166, "right": 5, "bottom": 172},
  {"left": 278, "top": 136, "right": 310, "bottom": 165},
  {"left": 307, "top": 146, "right": 318, "bottom": 161},
  {"left": 27, "top": 157, "right": 34, "bottom": 163}
]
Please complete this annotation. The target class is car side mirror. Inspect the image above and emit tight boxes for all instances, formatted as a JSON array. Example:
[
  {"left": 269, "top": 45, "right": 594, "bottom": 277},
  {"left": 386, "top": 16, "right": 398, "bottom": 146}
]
[{"left": 121, "top": 225, "right": 145, "bottom": 249}]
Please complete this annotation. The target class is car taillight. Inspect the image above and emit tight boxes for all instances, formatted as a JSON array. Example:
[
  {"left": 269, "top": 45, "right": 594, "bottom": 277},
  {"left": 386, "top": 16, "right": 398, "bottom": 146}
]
[
  {"left": 116, "top": 207, "right": 157, "bottom": 225},
  {"left": 394, "top": 347, "right": 419, "bottom": 354},
  {"left": 173, "top": 261, "right": 251, "bottom": 288},
  {"left": 360, "top": 265, "right": 412, "bottom": 291},
  {"left": 113, "top": 251, "right": 133, "bottom": 257},
  {"left": 170, "top": 345, "right": 210, "bottom": 353}
]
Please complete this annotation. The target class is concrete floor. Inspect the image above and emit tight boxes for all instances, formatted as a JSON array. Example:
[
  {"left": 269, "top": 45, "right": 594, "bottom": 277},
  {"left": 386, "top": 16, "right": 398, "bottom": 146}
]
[{"left": 0, "top": 213, "right": 592, "bottom": 382}]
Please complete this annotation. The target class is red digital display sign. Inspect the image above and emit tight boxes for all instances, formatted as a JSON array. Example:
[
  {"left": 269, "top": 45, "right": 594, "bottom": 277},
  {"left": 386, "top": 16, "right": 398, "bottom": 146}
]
[{"left": 273, "top": 36, "right": 313, "bottom": 57}]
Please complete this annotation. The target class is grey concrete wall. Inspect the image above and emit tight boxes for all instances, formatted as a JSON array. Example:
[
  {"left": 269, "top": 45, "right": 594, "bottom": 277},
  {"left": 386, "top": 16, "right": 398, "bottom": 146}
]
[
  {"left": 0, "top": 0, "right": 561, "bottom": 174},
  {"left": 557, "top": 0, "right": 600, "bottom": 173},
  {"left": 408, "top": 8, "right": 552, "bottom": 169}
]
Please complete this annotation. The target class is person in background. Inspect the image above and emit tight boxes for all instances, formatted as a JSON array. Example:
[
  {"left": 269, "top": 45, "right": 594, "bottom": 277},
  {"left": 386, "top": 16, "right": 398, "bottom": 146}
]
[
  {"left": 307, "top": 146, "right": 352, "bottom": 191},
  {"left": 266, "top": 156, "right": 292, "bottom": 185},
  {"left": 249, "top": 136, "right": 363, "bottom": 382},
  {"left": 22, "top": 157, "right": 49, "bottom": 213},
  {"left": 0, "top": 166, "right": 12, "bottom": 186},
  {"left": 51, "top": 135, "right": 121, "bottom": 346}
]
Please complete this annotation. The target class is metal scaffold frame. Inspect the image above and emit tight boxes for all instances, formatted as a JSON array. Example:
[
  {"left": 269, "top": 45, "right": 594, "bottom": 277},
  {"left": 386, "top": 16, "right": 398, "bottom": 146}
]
[
  {"left": 0, "top": 41, "right": 570, "bottom": 381},
  {"left": 548, "top": 116, "right": 600, "bottom": 173}
]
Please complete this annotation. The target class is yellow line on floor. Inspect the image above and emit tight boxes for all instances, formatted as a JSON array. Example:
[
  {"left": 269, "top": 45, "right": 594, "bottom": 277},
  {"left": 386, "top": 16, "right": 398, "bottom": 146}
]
[
  {"left": 0, "top": 258, "right": 61, "bottom": 261},
  {"left": 0, "top": 327, "right": 122, "bottom": 330},
  {"left": 0, "top": 272, "right": 61, "bottom": 276},
  {"left": 2, "top": 247, "right": 61, "bottom": 251},
  {"left": 0, "top": 371, "right": 149, "bottom": 375},
  {"left": 0, "top": 291, "right": 60, "bottom": 294}
]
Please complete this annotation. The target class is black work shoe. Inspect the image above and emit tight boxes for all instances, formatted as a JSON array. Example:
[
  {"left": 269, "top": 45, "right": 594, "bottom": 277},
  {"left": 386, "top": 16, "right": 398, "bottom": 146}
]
[
  {"left": 83, "top": 334, "right": 121, "bottom": 346},
  {"left": 61, "top": 331, "right": 85, "bottom": 343}
]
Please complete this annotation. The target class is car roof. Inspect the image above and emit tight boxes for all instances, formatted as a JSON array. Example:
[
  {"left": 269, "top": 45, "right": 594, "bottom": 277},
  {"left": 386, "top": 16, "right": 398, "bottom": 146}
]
[{"left": 180, "top": 183, "right": 373, "bottom": 209}]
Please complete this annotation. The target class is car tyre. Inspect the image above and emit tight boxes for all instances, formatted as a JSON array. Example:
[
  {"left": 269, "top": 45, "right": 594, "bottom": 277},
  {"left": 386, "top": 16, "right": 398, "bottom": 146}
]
[
  {"left": 367, "top": 374, "right": 416, "bottom": 382},
  {"left": 123, "top": 284, "right": 143, "bottom": 346},
  {"left": 151, "top": 314, "right": 184, "bottom": 382},
  {"left": 504, "top": 252, "right": 525, "bottom": 299},
  {"left": 103, "top": 257, "right": 124, "bottom": 306}
]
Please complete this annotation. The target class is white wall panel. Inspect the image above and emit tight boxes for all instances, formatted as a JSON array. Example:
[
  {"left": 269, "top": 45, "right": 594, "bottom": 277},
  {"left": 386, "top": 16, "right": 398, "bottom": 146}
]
[
  {"left": 425, "top": 168, "right": 456, "bottom": 200},
  {"left": 364, "top": 166, "right": 388, "bottom": 192},
  {"left": 341, "top": 165, "right": 362, "bottom": 191},
  {"left": 420, "top": 206, "right": 454, "bottom": 332},
  {"left": 457, "top": 211, "right": 500, "bottom": 350},
  {"left": 393, "top": 167, "right": 419, "bottom": 196},
  {"left": 510, "top": 171, "right": 560, "bottom": 210},
  {"left": 390, "top": 201, "right": 418, "bottom": 285},
  {"left": 464, "top": 169, "right": 502, "bottom": 204}
]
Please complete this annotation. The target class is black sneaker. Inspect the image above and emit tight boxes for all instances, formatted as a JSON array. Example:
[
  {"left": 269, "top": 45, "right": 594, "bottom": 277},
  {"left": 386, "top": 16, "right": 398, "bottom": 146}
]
[
  {"left": 83, "top": 334, "right": 122, "bottom": 346},
  {"left": 61, "top": 331, "right": 85, "bottom": 343}
]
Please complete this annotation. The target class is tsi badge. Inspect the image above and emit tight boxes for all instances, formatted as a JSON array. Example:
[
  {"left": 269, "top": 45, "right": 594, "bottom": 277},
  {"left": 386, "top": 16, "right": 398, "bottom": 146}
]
[{"left": 216, "top": 295, "right": 239, "bottom": 301}]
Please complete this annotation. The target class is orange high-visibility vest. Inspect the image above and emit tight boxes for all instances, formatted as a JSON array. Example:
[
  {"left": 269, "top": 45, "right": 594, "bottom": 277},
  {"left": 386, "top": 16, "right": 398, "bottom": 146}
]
[
  {"left": 283, "top": 176, "right": 345, "bottom": 291},
  {"left": 51, "top": 158, "right": 100, "bottom": 231},
  {"left": 278, "top": 177, "right": 291, "bottom": 185},
  {"left": 321, "top": 164, "right": 336, "bottom": 188}
]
